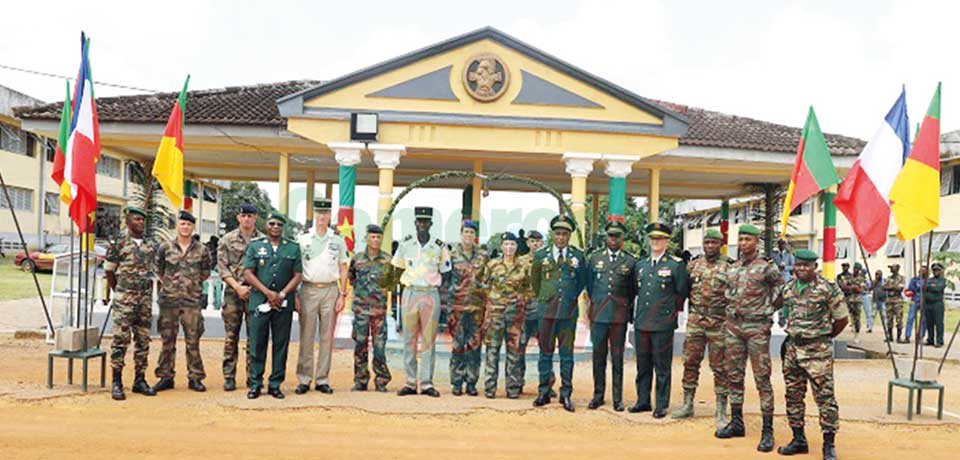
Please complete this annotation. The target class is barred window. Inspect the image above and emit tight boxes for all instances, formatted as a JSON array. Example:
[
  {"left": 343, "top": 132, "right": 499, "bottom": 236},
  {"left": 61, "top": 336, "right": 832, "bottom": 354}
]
[
  {"left": 96, "top": 155, "right": 122, "bottom": 178},
  {"left": 201, "top": 219, "right": 216, "bottom": 235},
  {"left": 0, "top": 186, "right": 33, "bottom": 211},
  {"left": 885, "top": 236, "right": 905, "bottom": 258},
  {"left": 45, "top": 193, "right": 60, "bottom": 215}
]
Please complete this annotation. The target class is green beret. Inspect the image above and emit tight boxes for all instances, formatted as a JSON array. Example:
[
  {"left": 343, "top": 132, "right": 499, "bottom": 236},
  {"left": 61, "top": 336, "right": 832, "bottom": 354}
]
[
  {"left": 738, "top": 224, "right": 761, "bottom": 236},
  {"left": 795, "top": 249, "right": 818, "bottom": 262},
  {"left": 266, "top": 211, "right": 287, "bottom": 224},
  {"left": 703, "top": 228, "right": 723, "bottom": 241},
  {"left": 854, "top": 262, "right": 864, "bottom": 271},
  {"left": 125, "top": 206, "right": 147, "bottom": 218}
]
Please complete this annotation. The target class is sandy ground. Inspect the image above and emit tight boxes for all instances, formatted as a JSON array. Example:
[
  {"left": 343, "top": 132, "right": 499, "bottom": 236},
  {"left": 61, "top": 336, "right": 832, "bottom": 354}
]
[{"left": 1, "top": 334, "right": 958, "bottom": 460}]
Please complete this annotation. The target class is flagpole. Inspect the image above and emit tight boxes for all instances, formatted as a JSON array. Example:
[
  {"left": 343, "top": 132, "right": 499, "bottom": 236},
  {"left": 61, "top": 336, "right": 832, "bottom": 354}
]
[
  {"left": 910, "top": 230, "right": 935, "bottom": 381},
  {"left": 858, "top": 243, "right": 898, "bottom": 378},
  {"left": 939, "top": 319, "right": 960, "bottom": 374},
  {"left": 75, "top": 222, "right": 82, "bottom": 329}
]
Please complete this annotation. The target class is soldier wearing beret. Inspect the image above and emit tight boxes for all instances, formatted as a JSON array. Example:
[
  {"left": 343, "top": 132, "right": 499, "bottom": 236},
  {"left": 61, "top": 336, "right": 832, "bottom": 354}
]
[
  {"left": 294, "top": 198, "right": 350, "bottom": 395},
  {"left": 104, "top": 206, "right": 157, "bottom": 400},
  {"left": 531, "top": 214, "right": 588, "bottom": 412},
  {"left": 630, "top": 222, "right": 689, "bottom": 418},
  {"left": 348, "top": 224, "right": 393, "bottom": 391},
  {"left": 392, "top": 207, "right": 452, "bottom": 397},
  {"left": 242, "top": 211, "right": 302, "bottom": 399},
  {"left": 585, "top": 220, "right": 637, "bottom": 412},
  {"left": 153, "top": 210, "right": 213, "bottom": 393},
  {"left": 216, "top": 202, "right": 263, "bottom": 391},
  {"left": 716, "top": 224, "right": 782, "bottom": 452},
  {"left": 773, "top": 249, "right": 847, "bottom": 460},
  {"left": 446, "top": 219, "right": 489, "bottom": 396},
  {"left": 673, "top": 228, "right": 731, "bottom": 427}
]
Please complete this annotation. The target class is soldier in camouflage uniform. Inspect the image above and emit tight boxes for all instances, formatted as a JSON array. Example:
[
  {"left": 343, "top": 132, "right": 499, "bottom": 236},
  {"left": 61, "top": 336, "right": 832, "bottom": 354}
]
[
  {"left": 104, "top": 206, "right": 157, "bottom": 400},
  {"left": 349, "top": 225, "right": 393, "bottom": 392},
  {"left": 838, "top": 262, "right": 866, "bottom": 339},
  {"left": 153, "top": 211, "right": 213, "bottom": 393},
  {"left": 446, "top": 220, "right": 488, "bottom": 396},
  {"left": 585, "top": 221, "right": 637, "bottom": 412},
  {"left": 774, "top": 249, "right": 847, "bottom": 460},
  {"left": 480, "top": 232, "right": 532, "bottom": 399},
  {"left": 883, "top": 264, "right": 906, "bottom": 343},
  {"left": 217, "top": 202, "right": 263, "bottom": 391},
  {"left": 716, "top": 224, "right": 782, "bottom": 453},
  {"left": 672, "top": 228, "right": 730, "bottom": 427}
]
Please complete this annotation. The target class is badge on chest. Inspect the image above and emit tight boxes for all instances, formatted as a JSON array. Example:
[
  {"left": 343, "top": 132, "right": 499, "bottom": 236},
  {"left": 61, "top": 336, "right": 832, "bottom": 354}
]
[{"left": 658, "top": 267, "right": 672, "bottom": 277}]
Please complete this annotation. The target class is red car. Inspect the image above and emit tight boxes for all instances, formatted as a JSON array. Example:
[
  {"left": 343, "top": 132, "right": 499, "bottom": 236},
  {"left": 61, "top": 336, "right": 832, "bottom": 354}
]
[{"left": 15, "top": 243, "right": 106, "bottom": 273}]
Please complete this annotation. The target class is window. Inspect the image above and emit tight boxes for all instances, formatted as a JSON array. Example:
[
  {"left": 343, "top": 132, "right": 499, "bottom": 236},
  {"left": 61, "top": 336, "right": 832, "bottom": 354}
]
[
  {"left": 950, "top": 165, "right": 960, "bottom": 195},
  {"left": 885, "top": 235, "right": 905, "bottom": 257},
  {"left": 202, "top": 187, "right": 218, "bottom": 203},
  {"left": 201, "top": 219, "right": 216, "bottom": 235},
  {"left": 0, "top": 186, "right": 33, "bottom": 211},
  {"left": 733, "top": 207, "right": 745, "bottom": 224},
  {"left": 801, "top": 199, "right": 813, "bottom": 216},
  {"left": 919, "top": 232, "right": 950, "bottom": 258},
  {"left": 96, "top": 155, "right": 122, "bottom": 178},
  {"left": 947, "top": 233, "right": 960, "bottom": 253},
  {"left": 835, "top": 238, "right": 851, "bottom": 259},
  {"left": 44, "top": 193, "right": 60, "bottom": 215},
  {"left": 45, "top": 140, "right": 57, "bottom": 162},
  {"left": 0, "top": 123, "right": 27, "bottom": 155}
]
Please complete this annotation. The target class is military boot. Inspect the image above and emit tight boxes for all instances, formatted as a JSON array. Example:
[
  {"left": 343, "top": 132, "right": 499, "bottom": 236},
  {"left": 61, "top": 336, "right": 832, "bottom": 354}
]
[
  {"left": 111, "top": 369, "right": 126, "bottom": 401},
  {"left": 671, "top": 388, "right": 695, "bottom": 419},
  {"left": 715, "top": 394, "right": 729, "bottom": 430},
  {"left": 715, "top": 404, "right": 745, "bottom": 438},
  {"left": 822, "top": 432, "right": 837, "bottom": 460},
  {"left": 131, "top": 372, "right": 156, "bottom": 396},
  {"left": 757, "top": 415, "right": 775, "bottom": 452},
  {"left": 777, "top": 426, "right": 808, "bottom": 455},
  {"left": 896, "top": 327, "right": 904, "bottom": 343}
]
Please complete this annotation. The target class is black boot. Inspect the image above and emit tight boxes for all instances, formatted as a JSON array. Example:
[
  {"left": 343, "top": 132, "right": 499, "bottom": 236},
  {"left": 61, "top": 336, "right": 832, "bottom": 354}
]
[
  {"left": 822, "top": 432, "right": 837, "bottom": 460},
  {"left": 777, "top": 426, "right": 809, "bottom": 455},
  {"left": 111, "top": 369, "right": 125, "bottom": 401},
  {"left": 757, "top": 415, "right": 774, "bottom": 452},
  {"left": 131, "top": 372, "right": 156, "bottom": 396},
  {"left": 896, "top": 327, "right": 904, "bottom": 343},
  {"left": 716, "top": 404, "right": 745, "bottom": 438}
]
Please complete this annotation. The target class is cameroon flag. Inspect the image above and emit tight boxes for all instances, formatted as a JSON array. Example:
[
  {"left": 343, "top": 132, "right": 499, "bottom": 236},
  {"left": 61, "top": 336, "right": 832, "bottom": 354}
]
[
  {"left": 153, "top": 76, "right": 190, "bottom": 210},
  {"left": 780, "top": 106, "right": 840, "bottom": 238},
  {"left": 889, "top": 83, "right": 941, "bottom": 241}
]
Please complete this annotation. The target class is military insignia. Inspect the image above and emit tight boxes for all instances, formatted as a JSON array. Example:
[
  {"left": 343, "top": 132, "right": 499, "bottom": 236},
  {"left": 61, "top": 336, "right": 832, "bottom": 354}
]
[
  {"left": 259, "top": 259, "right": 265, "bottom": 266},
  {"left": 463, "top": 53, "right": 509, "bottom": 102},
  {"left": 620, "top": 265, "right": 631, "bottom": 275},
  {"left": 658, "top": 267, "right": 672, "bottom": 277},
  {"left": 257, "top": 247, "right": 268, "bottom": 256},
  {"left": 570, "top": 257, "right": 579, "bottom": 268},
  {"left": 596, "top": 260, "right": 604, "bottom": 270}
]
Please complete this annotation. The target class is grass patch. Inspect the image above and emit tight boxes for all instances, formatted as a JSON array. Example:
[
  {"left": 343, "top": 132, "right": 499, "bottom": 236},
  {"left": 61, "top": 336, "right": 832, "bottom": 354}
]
[{"left": 0, "top": 258, "right": 51, "bottom": 301}]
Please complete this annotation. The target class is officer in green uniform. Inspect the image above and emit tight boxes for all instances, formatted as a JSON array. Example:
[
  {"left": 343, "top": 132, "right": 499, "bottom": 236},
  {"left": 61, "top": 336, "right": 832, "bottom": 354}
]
[
  {"left": 630, "top": 222, "right": 690, "bottom": 418},
  {"left": 242, "top": 211, "right": 303, "bottom": 399},
  {"left": 925, "top": 263, "right": 947, "bottom": 347},
  {"left": 774, "top": 249, "right": 847, "bottom": 460},
  {"left": 586, "top": 220, "right": 637, "bottom": 412},
  {"left": 531, "top": 214, "right": 587, "bottom": 412}
]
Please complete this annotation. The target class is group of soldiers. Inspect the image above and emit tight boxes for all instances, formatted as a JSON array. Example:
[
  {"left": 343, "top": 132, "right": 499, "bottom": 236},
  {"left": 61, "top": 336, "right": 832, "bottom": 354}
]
[{"left": 105, "top": 200, "right": 849, "bottom": 459}]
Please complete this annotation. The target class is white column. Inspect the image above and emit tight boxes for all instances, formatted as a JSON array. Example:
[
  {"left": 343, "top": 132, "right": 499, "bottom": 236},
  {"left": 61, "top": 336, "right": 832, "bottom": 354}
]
[
  {"left": 562, "top": 152, "right": 601, "bottom": 247},
  {"left": 370, "top": 144, "right": 406, "bottom": 247},
  {"left": 329, "top": 141, "right": 365, "bottom": 168},
  {"left": 602, "top": 154, "right": 635, "bottom": 179}
]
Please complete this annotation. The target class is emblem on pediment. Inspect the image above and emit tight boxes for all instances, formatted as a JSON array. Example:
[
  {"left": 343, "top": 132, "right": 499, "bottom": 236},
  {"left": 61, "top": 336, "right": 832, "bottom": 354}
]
[{"left": 462, "top": 53, "right": 509, "bottom": 102}]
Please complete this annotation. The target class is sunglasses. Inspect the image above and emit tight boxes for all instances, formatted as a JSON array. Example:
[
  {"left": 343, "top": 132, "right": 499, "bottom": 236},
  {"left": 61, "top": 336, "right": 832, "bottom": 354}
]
[{"left": 267, "top": 221, "right": 284, "bottom": 227}]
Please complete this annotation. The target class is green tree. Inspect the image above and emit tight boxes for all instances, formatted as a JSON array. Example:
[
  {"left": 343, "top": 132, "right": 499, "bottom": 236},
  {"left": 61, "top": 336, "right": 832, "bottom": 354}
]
[
  {"left": 220, "top": 181, "right": 303, "bottom": 239},
  {"left": 127, "top": 160, "right": 173, "bottom": 241}
]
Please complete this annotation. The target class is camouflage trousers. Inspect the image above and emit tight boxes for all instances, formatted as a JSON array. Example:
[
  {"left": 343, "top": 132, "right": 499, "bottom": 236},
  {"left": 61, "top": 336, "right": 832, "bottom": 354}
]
[
  {"left": 724, "top": 319, "right": 774, "bottom": 416},
  {"left": 156, "top": 306, "right": 206, "bottom": 381},
  {"left": 783, "top": 338, "right": 839, "bottom": 433},
  {"left": 846, "top": 300, "right": 862, "bottom": 333},
  {"left": 449, "top": 306, "right": 484, "bottom": 389},
  {"left": 483, "top": 306, "right": 525, "bottom": 396},
  {"left": 221, "top": 292, "right": 250, "bottom": 382},
  {"left": 110, "top": 294, "right": 152, "bottom": 373},
  {"left": 681, "top": 315, "right": 728, "bottom": 396},
  {"left": 885, "top": 300, "right": 904, "bottom": 331},
  {"left": 353, "top": 312, "right": 391, "bottom": 387}
]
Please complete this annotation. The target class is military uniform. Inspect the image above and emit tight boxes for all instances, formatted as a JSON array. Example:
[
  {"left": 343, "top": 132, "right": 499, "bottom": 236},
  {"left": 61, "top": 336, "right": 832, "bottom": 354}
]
[
  {"left": 632, "top": 223, "right": 689, "bottom": 415},
  {"left": 586, "top": 237, "right": 637, "bottom": 409},
  {"left": 838, "top": 268, "right": 866, "bottom": 333},
  {"left": 217, "top": 225, "right": 263, "bottom": 385},
  {"left": 105, "top": 232, "right": 155, "bottom": 375},
  {"left": 516, "top": 251, "right": 541, "bottom": 393},
  {"left": 296, "top": 198, "right": 349, "bottom": 390},
  {"left": 883, "top": 272, "right": 906, "bottom": 340},
  {"left": 392, "top": 207, "right": 452, "bottom": 393},
  {"left": 530, "top": 215, "right": 587, "bottom": 406},
  {"left": 446, "top": 238, "right": 489, "bottom": 393},
  {"left": 349, "top": 241, "right": 393, "bottom": 389},
  {"left": 480, "top": 249, "right": 532, "bottom": 398},
  {"left": 154, "top": 214, "right": 213, "bottom": 386},
  {"left": 677, "top": 240, "right": 731, "bottom": 420},
  {"left": 924, "top": 268, "right": 947, "bottom": 346},
  {"left": 244, "top": 232, "right": 302, "bottom": 392}
]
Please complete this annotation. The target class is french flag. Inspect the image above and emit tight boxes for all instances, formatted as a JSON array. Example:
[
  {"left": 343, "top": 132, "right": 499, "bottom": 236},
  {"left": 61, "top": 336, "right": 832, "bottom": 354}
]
[{"left": 834, "top": 88, "right": 910, "bottom": 254}]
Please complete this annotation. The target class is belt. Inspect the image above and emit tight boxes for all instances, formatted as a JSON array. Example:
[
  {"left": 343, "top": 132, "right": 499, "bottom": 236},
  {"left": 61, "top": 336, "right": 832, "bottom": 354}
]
[
  {"left": 728, "top": 312, "right": 769, "bottom": 322},
  {"left": 306, "top": 281, "right": 339, "bottom": 288},
  {"left": 788, "top": 335, "right": 831, "bottom": 346}
]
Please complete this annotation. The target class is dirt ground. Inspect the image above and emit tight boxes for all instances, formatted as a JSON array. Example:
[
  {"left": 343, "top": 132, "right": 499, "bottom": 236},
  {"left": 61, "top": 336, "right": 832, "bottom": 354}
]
[{"left": 1, "top": 334, "right": 958, "bottom": 459}]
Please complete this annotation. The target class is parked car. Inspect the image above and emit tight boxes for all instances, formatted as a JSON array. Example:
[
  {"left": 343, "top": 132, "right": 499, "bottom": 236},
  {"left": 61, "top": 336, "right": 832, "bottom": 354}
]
[{"left": 15, "top": 243, "right": 106, "bottom": 273}]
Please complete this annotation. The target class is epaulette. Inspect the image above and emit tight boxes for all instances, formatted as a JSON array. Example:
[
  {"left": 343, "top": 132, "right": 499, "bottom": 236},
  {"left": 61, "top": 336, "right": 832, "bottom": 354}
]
[
  {"left": 436, "top": 239, "right": 444, "bottom": 247},
  {"left": 251, "top": 236, "right": 267, "bottom": 242},
  {"left": 670, "top": 255, "right": 682, "bottom": 262},
  {"left": 726, "top": 257, "right": 735, "bottom": 264}
]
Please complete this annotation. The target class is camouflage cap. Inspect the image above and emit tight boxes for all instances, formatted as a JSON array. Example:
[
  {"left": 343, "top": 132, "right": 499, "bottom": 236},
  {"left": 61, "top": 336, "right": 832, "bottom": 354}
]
[
  {"left": 703, "top": 228, "right": 723, "bottom": 241},
  {"left": 738, "top": 224, "right": 761, "bottom": 236},
  {"left": 795, "top": 249, "right": 818, "bottom": 262}
]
